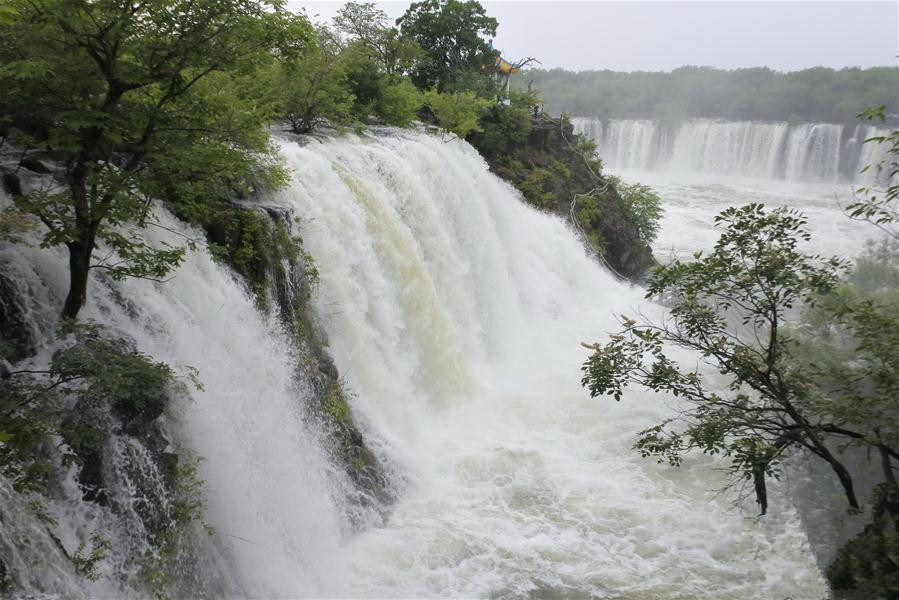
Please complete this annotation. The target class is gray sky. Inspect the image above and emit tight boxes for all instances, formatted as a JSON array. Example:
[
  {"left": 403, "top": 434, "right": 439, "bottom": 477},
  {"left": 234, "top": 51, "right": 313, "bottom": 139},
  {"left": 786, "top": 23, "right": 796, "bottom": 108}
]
[{"left": 289, "top": 1, "right": 899, "bottom": 72}]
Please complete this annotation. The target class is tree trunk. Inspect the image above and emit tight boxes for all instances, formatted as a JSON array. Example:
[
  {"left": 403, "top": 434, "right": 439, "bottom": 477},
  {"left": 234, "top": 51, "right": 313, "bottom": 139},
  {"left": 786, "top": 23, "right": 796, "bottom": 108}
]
[
  {"left": 825, "top": 452, "right": 860, "bottom": 510},
  {"left": 62, "top": 239, "right": 92, "bottom": 320},
  {"left": 752, "top": 463, "right": 768, "bottom": 515},
  {"left": 781, "top": 399, "right": 860, "bottom": 509},
  {"left": 879, "top": 446, "right": 899, "bottom": 532}
]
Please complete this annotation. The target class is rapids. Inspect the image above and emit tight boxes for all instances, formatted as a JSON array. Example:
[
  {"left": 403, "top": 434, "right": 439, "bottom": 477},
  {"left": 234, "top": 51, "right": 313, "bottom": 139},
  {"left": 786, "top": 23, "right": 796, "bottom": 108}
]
[
  {"left": 269, "top": 130, "right": 827, "bottom": 598},
  {"left": 1, "top": 129, "right": 834, "bottom": 598}
]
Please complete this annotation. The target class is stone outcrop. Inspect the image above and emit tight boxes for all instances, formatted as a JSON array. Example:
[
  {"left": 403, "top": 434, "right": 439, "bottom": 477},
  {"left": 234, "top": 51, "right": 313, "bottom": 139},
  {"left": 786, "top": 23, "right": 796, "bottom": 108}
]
[{"left": 476, "top": 115, "right": 656, "bottom": 279}]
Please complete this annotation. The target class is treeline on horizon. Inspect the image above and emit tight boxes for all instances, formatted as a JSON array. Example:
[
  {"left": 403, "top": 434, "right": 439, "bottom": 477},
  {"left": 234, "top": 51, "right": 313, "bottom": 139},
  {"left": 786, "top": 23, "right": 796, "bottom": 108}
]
[{"left": 519, "top": 66, "right": 899, "bottom": 124}]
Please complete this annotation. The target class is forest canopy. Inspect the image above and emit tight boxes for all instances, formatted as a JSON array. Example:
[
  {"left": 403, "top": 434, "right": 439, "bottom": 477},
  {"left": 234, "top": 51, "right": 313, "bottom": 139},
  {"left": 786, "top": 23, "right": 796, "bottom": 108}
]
[{"left": 520, "top": 66, "right": 899, "bottom": 124}]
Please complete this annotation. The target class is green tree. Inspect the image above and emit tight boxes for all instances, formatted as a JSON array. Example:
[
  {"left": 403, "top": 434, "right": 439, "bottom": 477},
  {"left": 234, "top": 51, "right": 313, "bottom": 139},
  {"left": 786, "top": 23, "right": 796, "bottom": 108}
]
[
  {"left": 580, "top": 204, "right": 889, "bottom": 515},
  {"left": 0, "top": 0, "right": 312, "bottom": 319},
  {"left": 467, "top": 89, "right": 534, "bottom": 160},
  {"left": 794, "top": 238, "right": 899, "bottom": 491},
  {"left": 607, "top": 176, "right": 663, "bottom": 246},
  {"left": 333, "top": 2, "right": 423, "bottom": 75},
  {"left": 375, "top": 77, "right": 423, "bottom": 127},
  {"left": 396, "top": 0, "right": 498, "bottom": 91},
  {"left": 424, "top": 89, "right": 489, "bottom": 138},
  {"left": 0, "top": 322, "right": 190, "bottom": 494},
  {"left": 280, "top": 26, "right": 355, "bottom": 133},
  {"left": 796, "top": 238, "right": 899, "bottom": 595}
]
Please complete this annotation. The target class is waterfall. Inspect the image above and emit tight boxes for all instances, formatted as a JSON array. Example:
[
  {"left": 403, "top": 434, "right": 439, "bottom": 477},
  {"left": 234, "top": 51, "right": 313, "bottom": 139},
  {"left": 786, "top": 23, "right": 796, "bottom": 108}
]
[
  {"left": 783, "top": 123, "right": 843, "bottom": 182},
  {"left": 0, "top": 192, "right": 352, "bottom": 598},
  {"left": 670, "top": 120, "right": 791, "bottom": 179},
  {"left": 850, "top": 124, "right": 895, "bottom": 186},
  {"left": 574, "top": 117, "right": 663, "bottom": 170},
  {"left": 2, "top": 130, "right": 828, "bottom": 598},
  {"left": 574, "top": 117, "right": 881, "bottom": 183},
  {"left": 271, "top": 131, "right": 826, "bottom": 597}
]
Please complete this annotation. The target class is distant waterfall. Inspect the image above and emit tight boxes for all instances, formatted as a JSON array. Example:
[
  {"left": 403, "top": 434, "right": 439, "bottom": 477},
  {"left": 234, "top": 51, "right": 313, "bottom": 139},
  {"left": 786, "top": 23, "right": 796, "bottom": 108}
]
[
  {"left": 573, "top": 117, "right": 888, "bottom": 182},
  {"left": 602, "top": 119, "right": 663, "bottom": 170},
  {"left": 783, "top": 123, "right": 843, "bottom": 181},
  {"left": 669, "top": 120, "right": 790, "bottom": 179},
  {"left": 848, "top": 124, "right": 894, "bottom": 186}
]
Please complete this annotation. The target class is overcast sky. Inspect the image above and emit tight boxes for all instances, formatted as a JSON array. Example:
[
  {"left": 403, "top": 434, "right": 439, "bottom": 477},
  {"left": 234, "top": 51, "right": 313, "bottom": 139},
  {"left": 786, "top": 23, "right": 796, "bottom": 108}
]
[{"left": 289, "top": 1, "right": 899, "bottom": 72}]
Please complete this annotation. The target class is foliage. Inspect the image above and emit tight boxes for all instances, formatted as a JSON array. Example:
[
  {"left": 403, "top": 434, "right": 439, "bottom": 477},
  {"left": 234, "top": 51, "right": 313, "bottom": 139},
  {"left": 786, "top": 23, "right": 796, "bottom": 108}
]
[
  {"left": 468, "top": 89, "right": 535, "bottom": 161},
  {"left": 826, "top": 484, "right": 899, "bottom": 596},
  {"left": 848, "top": 238, "right": 899, "bottom": 293},
  {"left": 581, "top": 204, "right": 875, "bottom": 515},
  {"left": 517, "top": 162, "right": 570, "bottom": 209},
  {"left": 205, "top": 207, "right": 312, "bottom": 311},
  {"left": 375, "top": 77, "right": 424, "bottom": 127},
  {"left": 0, "top": 207, "right": 34, "bottom": 243},
  {"left": 0, "top": 0, "right": 313, "bottom": 318},
  {"left": 280, "top": 26, "right": 355, "bottom": 133},
  {"left": 0, "top": 322, "right": 189, "bottom": 495},
  {"left": 520, "top": 66, "right": 899, "bottom": 123},
  {"left": 333, "top": 2, "right": 423, "bottom": 75},
  {"left": 606, "top": 176, "right": 663, "bottom": 245},
  {"left": 792, "top": 238, "right": 899, "bottom": 464},
  {"left": 571, "top": 194, "right": 607, "bottom": 252},
  {"left": 396, "top": 0, "right": 498, "bottom": 91},
  {"left": 1, "top": 321, "right": 209, "bottom": 593},
  {"left": 575, "top": 134, "right": 604, "bottom": 176},
  {"left": 424, "top": 89, "right": 490, "bottom": 138},
  {"left": 71, "top": 532, "right": 112, "bottom": 582},
  {"left": 280, "top": 9, "right": 424, "bottom": 130}
]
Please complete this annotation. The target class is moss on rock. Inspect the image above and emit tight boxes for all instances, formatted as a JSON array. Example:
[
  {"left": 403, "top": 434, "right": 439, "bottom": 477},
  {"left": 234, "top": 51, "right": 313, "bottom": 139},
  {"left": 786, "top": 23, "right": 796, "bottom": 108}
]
[{"left": 470, "top": 112, "right": 657, "bottom": 278}]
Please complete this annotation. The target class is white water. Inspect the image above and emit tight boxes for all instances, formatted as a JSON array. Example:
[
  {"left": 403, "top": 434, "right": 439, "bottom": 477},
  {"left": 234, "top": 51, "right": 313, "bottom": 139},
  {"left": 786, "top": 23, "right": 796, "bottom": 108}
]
[
  {"left": 574, "top": 116, "right": 890, "bottom": 183},
  {"left": 270, "top": 131, "right": 826, "bottom": 598},
  {"left": 2, "top": 131, "right": 831, "bottom": 598},
  {"left": 0, "top": 191, "right": 351, "bottom": 597}
]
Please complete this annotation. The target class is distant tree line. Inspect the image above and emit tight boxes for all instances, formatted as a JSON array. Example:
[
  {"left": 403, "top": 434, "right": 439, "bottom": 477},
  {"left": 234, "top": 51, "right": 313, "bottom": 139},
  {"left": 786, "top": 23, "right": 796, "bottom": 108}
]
[{"left": 519, "top": 66, "right": 899, "bottom": 124}]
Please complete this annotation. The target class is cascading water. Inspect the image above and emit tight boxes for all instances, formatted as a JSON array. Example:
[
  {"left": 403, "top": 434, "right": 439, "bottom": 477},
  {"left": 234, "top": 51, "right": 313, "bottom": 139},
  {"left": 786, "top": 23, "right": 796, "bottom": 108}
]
[
  {"left": 269, "top": 130, "right": 827, "bottom": 598},
  {"left": 783, "top": 123, "right": 843, "bottom": 182},
  {"left": 850, "top": 124, "right": 895, "bottom": 186},
  {"left": 574, "top": 116, "right": 887, "bottom": 183},
  {"left": 669, "top": 120, "right": 791, "bottom": 179},
  {"left": 0, "top": 191, "right": 353, "bottom": 598},
  {"left": 2, "top": 130, "right": 831, "bottom": 598},
  {"left": 600, "top": 119, "right": 662, "bottom": 170}
]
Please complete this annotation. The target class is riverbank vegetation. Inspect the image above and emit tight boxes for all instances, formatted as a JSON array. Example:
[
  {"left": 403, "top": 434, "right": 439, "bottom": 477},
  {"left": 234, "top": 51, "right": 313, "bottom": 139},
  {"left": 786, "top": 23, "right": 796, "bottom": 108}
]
[{"left": 522, "top": 66, "right": 899, "bottom": 123}]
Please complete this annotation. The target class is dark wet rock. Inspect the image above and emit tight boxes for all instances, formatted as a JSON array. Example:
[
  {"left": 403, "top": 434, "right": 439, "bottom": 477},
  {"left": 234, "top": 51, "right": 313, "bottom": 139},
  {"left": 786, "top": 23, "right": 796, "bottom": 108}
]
[
  {"left": 474, "top": 116, "right": 656, "bottom": 279},
  {"left": 18, "top": 158, "right": 51, "bottom": 175},
  {"left": 1, "top": 169, "right": 21, "bottom": 197},
  {"left": 0, "top": 553, "right": 10, "bottom": 593},
  {"left": 0, "top": 273, "right": 34, "bottom": 363}
]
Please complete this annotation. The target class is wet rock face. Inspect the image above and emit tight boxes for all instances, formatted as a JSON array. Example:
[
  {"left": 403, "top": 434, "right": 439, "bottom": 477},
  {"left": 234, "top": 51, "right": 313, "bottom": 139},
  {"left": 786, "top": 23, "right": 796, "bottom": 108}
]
[
  {"left": 0, "top": 272, "right": 34, "bottom": 363},
  {"left": 475, "top": 116, "right": 656, "bottom": 280},
  {"left": 62, "top": 389, "right": 176, "bottom": 529},
  {"left": 242, "top": 207, "right": 394, "bottom": 510},
  {"left": 1, "top": 169, "right": 22, "bottom": 197}
]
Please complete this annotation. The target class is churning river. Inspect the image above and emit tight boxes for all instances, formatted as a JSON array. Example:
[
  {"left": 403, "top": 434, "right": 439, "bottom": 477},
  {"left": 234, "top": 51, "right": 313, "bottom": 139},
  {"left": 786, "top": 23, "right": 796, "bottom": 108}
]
[{"left": 7, "top": 123, "right": 883, "bottom": 598}]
